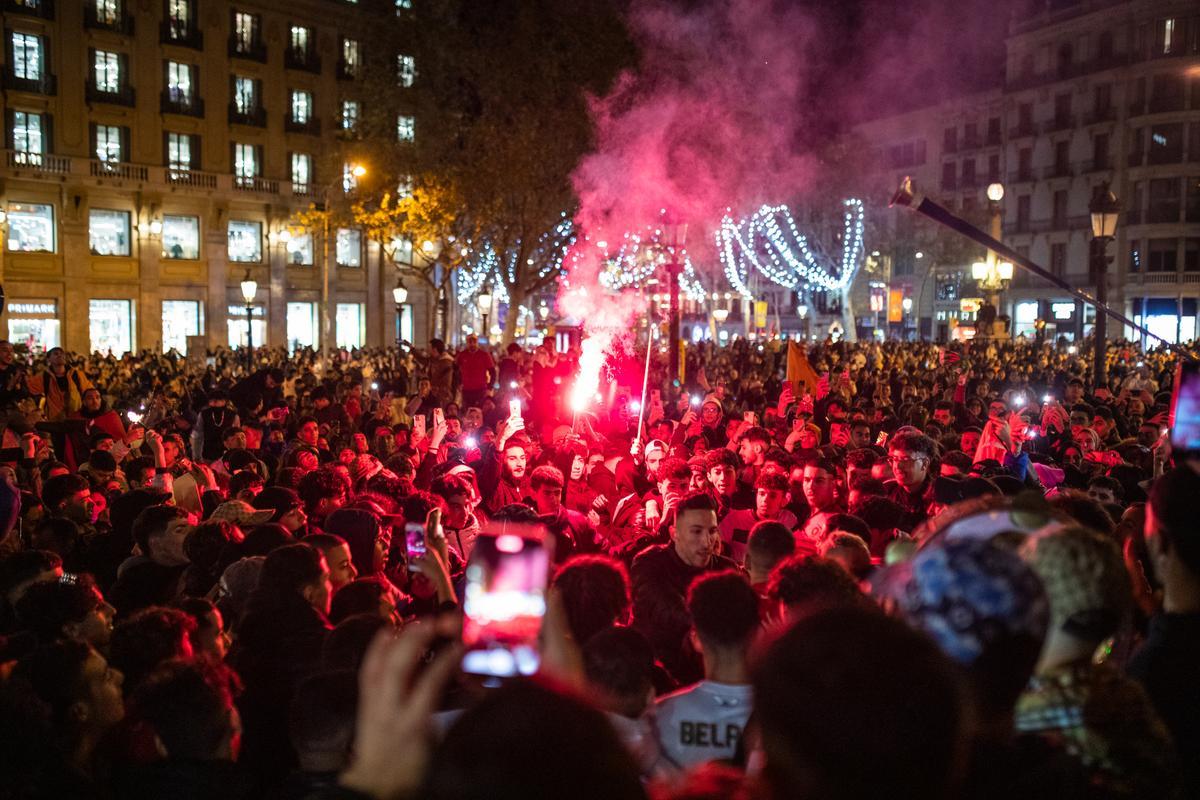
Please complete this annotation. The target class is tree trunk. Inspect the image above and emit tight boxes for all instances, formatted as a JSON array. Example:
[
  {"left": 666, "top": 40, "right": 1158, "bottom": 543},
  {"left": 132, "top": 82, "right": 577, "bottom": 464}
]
[
  {"left": 504, "top": 283, "right": 525, "bottom": 344},
  {"left": 841, "top": 286, "right": 858, "bottom": 343}
]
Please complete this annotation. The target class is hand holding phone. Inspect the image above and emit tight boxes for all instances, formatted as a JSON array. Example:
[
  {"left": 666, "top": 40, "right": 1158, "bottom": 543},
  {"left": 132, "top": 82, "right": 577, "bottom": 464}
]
[
  {"left": 433, "top": 408, "right": 445, "bottom": 428},
  {"left": 412, "top": 414, "right": 426, "bottom": 441},
  {"left": 405, "top": 522, "right": 427, "bottom": 570},
  {"left": 509, "top": 399, "right": 522, "bottom": 420}
]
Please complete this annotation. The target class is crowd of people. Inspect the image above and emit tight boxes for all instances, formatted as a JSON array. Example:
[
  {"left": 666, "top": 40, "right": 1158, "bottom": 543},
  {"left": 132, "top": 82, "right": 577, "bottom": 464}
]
[{"left": 0, "top": 330, "right": 1197, "bottom": 800}]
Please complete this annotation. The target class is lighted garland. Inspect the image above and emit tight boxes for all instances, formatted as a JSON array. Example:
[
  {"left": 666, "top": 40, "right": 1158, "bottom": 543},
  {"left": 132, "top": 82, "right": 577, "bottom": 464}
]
[
  {"left": 587, "top": 229, "right": 708, "bottom": 302},
  {"left": 717, "top": 198, "right": 865, "bottom": 299},
  {"left": 456, "top": 215, "right": 575, "bottom": 306}
]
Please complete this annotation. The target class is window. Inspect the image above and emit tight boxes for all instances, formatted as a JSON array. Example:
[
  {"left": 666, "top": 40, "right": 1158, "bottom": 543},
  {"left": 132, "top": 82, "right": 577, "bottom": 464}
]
[
  {"left": 162, "top": 215, "right": 199, "bottom": 259},
  {"left": 1187, "top": 177, "right": 1200, "bottom": 223},
  {"left": 341, "top": 100, "right": 359, "bottom": 131},
  {"left": 93, "top": 50, "right": 121, "bottom": 92},
  {"left": 987, "top": 153, "right": 1000, "bottom": 182},
  {"left": 397, "top": 175, "right": 413, "bottom": 198},
  {"left": 987, "top": 116, "right": 1001, "bottom": 144},
  {"left": 1150, "top": 74, "right": 1185, "bottom": 112},
  {"left": 228, "top": 304, "right": 265, "bottom": 349},
  {"left": 1148, "top": 238, "right": 1177, "bottom": 272},
  {"left": 1130, "top": 77, "right": 1147, "bottom": 115},
  {"left": 961, "top": 159, "right": 976, "bottom": 186},
  {"left": 233, "top": 143, "right": 259, "bottom": 184},
  {"left": 287, "top": 232, "right": 313, "bottom": 265},
  {"left": 94, "top": 0, "right": 120, "bottom": 25},
  {"left": 290, "top": 25, "right": 310, "bottom": 53},
  {"left": 11, "top": 32, "right": 43, "bottom": 80},
  {"left": 397, "top": 114, "right": 415, "bottom": 142},
  {"left": 93, "top": 124, "right": 124, "bottom": 163},
  {"left": 10, "top": 111, "right": 45, "bottom": 164},
  {"left": 1053, "top": 190, "right": 1068, "bottom": 227},
  {"left": 1050, "top": 243, "right": 1066, "bottom": 276},
  {"left": 1189, "top": 122, "right": 1200, "bottom": 163},
  {"left": 1018, "top": 102, "right": 1032, "bottom": 132},
  {"left": 291, "top": 152, "right": 312, "bottom": 192},
  {"left": 166, "top": 0, "right": 193, "bottom": 39},
  {"left": 286, "top": 302, "right": 318, "bottom": 352},
  {"left": 89, "top": 299, "right": 133, "bottom": 355},
  {"left": 1016, "top": 195, "right": 1031, "bottom": 231},
  {"left": 336, "top": 303, "right": 365, "bottom": 348},
  {"left": 341, "top": 38, "right": 360, "bottom": 77},
  {"left": 1129, "top": 127, "right": 1145, "bottom": 166},
  {"left": 1149, "top": 178, "right": 1181, "bottom": 223},
  {"left": 396, "top": 0, "right": 412, "bottom": 11},
  {"left": 227, "top": 220, "right": 262, "bottom": 262},
  {"left": 1053, "top": 92, "right": 1071, "bottom": 126},
  {"left": 1093, "top": 83, "right": 1112, "bottom": 118},
  {"left": 397, "top": 54, "right": 416, "bottom": 87},
  {"left": 6, "top": 202, "right": 54, "bottom": 252},
  {"left": 941, "top": 161, "right": 956, "bottom": 190},
  {"left": 162, "top": 300, "right": 202, "bottom": 354},
  {"left": 1156, "top": 18, "right": 1178, "bottom": 55},
  {"left": 166, "top": 132, "right": 195, "bottom": 171},
  {"left": 1129, "top": 240, "right": 1142, "bottom": 273},
  {"left": 343, "top": 162, "right": 359, "bottom": 193},
  {"left": 1186, "top": 239, "right": 1200, "bottom": 273},
  {"left": 232, "top": 11, "right": 259, "bottom": 53},
  {"left": 1093, "top": 133, "right": 1109, "bottom": 169},
  {"left": 1149, "top": 123, "right": 1184, "bottom": 164},
  {"left": 1054, "top": 140, "right": 1070, "bottom": 175},
  {"left": 392, "top": 236, "right": 413, "bottom": 265},
  {"left": 291, "top": 90, "right": 312, "bottom": 123},
  {"left": 166, "top": 61, "right": 193, "bottom": 102},
  {"left": 1018, "top": 147, "right": 1032, "bottom": 179},
  {"left": 233, "top": 76, "right": 257, "bottom": 114},
  {"left": 7, "top": 300, "right": 60, "bottom": 352},
  {"left": 89, "top": 209, "right": 131, "bottom": 256},
  {"left": 336, "top": 228, "right": 362, "bottom": 267},
  {"left": 942, "top": 127, "right": 956, "bottom": 152},
  {"left": 1097, "top": 30, "right": 1114, "bottom": 59},
  {"left": 963, "top": 122, "right": 978, "bottom": 147}
]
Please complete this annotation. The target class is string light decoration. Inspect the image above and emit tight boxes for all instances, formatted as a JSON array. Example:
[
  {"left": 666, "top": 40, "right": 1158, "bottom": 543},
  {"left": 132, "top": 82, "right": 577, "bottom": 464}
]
[
  {"left": 456, "top": 215, "right": 575, "bottom": 306},
  {"left": 585, "top": 227, "right": 708, "bottom": 302},
  {"left": 717, "top": 198, "right": 865, "bottom": 299}
]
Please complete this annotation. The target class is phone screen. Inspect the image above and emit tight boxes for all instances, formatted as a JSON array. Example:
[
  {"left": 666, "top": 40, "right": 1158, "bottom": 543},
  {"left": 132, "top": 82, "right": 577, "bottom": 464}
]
[
  {"left": 412, "top": 414, "right": 426, "bottom": 440},
  {"left": 405, "top": 523, "right": 426, "bottom": 569},
  {"left": 1170, "top": 361, "right": 1200, "bottom": 453},
  {"left": 509, "top": 399, "right": 522, "bottom": 419},
  {"left": 461, "top": 523, "right": 552, "bottom": 679}
]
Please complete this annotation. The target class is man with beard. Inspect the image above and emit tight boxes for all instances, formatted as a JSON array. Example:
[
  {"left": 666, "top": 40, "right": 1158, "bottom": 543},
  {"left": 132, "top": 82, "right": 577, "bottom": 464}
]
[{"left": 478, "top": 421, "right": 531, "bottom": 515}]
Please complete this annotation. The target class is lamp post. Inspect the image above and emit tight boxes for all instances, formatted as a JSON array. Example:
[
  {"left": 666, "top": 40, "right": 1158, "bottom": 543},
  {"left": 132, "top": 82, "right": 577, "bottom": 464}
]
[
  {"left": 321, "top": 163, "right": 366, "bottom": 359},
  {"left": 477, "top": 287, "right": 493, "bottom": 342},
  {"left": 392, "top": 276, "right": 408, "bottom": 349},
  {"left": 660, "top": 220, "right": 688, "bottom": 386},
  {"left": 797, "top": 301, "right": 809, "bottom": 341},
  {"left": 240, "top": 269, "right": 257, "bottom": 368},
  {"left": 1089, "top": 182, "right": 1120, "bottom": 389}
]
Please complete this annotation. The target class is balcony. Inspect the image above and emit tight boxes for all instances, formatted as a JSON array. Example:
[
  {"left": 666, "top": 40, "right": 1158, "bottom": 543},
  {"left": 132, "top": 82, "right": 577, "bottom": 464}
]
[
  {"left": 85, "top": 83, "right": 136, "bottom": 108},
  {"left": 160, "top": 20, "right": 203, "bottom": 50},
  {"left": 1007, "top": 169, "right": 1035, "bottom": 184},
  {"left": 1042, "top": 115, "right": 1074, "bottom": 134},
  {"left": 961, "top": 135, "right": 981, "bottom": 150},
  {"left": 165, "top": 167, "right": 217, "bottom": 189},
  {"left": 1085, "top": 106, "right": 1116, "bottom": 125},
  {"left": 284, "top": 116, "right": 321, "bottom": 135},
  {"left": 228, "top": 104, "right": 267, "bottom": 128},
  {"left": 1148, "top": 95, "right": 1186, "bottom": 115},
  {"left": 234, "top": 175, "right": 279, "bottom": 194},
  {"left": 84, "top": 4, "right": 133, "bottom": 34},
  {"left": 1008, "top": 122, "right": 1036, "bottom": 139},
  {"left": 337, "top": 60, "right": 358, "bottom": 81},
  {"left": 90, "top": 159, "right": 149, "bottom": 181},
  {"left": 1041, "top": 163, "right": 1074, "bottom": 179},
  {"left": 228, "top": 38, "right": 267, "bottom": 63},
  {"left": 160, "top": 90, "right": 204, "bottom": 117},
  {"left": 3, "top": 0, "right": 53, "bottom": 18},
  {"left": 292, "top": 183, "right": 314, "bottom": 197},
  {"left": 284, "top": 47, "right": 321, "bottom": 74},
  {"left": 3, "top": 71, "right": 57, "bottom": 96},
  {"left": 959, "top": 174, "right": 979, "bottom": 190},
  {"left": 6, "top": 149, "right": 70, "bottom": 174}
]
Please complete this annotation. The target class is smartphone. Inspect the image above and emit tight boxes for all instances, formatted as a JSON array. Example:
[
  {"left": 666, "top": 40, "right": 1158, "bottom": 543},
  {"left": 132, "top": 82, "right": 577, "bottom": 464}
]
[
  {"left": 412, "top": 414, "right": 426, "bottom": 440},
  {"left": 690, "top": 395, "right": 701, "bottom": 407},
  {"left": 126, "top": 411, "right": 144, "bottom": 423},
  {"left": 1043, "top": 394, "right": 1053, "bottom": 404},
  {"left": 461, "top": 523, "right": 553, "bottom": 680},
  {"left": 405, "top": 522, "right": 427, "bottom": 569},
  {"left": 509, "top": 398, "right": 522, "bottom": 419},
  {"left": 1170, "top": 360, "right": 1200, "bottom": 456},
  {"left": 875, "top": 431, "right": 889, "bottom": 446},
  {"left": 433, "top": 408, "right": 444, "bottom": 427}
]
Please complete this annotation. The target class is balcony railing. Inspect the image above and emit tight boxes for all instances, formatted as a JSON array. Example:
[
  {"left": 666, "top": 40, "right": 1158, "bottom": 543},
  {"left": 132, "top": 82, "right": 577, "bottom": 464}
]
[
  {"left": 228, "top": 38, "right": 267, "bottom": 63},
  {"left": 228, "top": 104, "right": 267, "bottom": 127},
  {"left": 234, "top": 175, "right": 279, "bottom": 194},
  {"left": 160, "top": 91, "right": 204, "bottom": 117},
  {"left": 1007, "top": 169, "right": 1035, "bottom": 184},
  {"left": 1042, "top": 163, "right": 1074, "bottom": 179},
  {"left": 284, "top": 48, "right": 321, "bottom": 73},
  {"left": 86, "top": 83, "right": 136, "bottom": 107},
  {"left": 1008, "top": 122, "right": 1036, "bottom": 139},
  {"left": 1042, "top": 115, "right": 1075, "bottom": 134},
  {"left": 292, "top": 183, "right": 314, "bottom": 197},
  {"left": 6, "top": 150, "right": 70, "bottom": 174},
  {"left": 1085, "top": 106, "right": 1116, "bottom": 125},
  {"left": 166, "top": 167, "right": 217, "bottom": 189},
  {"left": 3, "top": 71, "right": 57, "bottom": 95},
  {"left": 91, "top": 159, "right": 149, "bottom": 181},
  {"left": 3, "top": 0, "right": 53, "bottom": 19},
  {"left": 1078, "top": 157, "right": 1111, "bottom": 173},
  {"left": 84, "top": 4, "right": 133, "bottom": 34},
  {"left": 160, "top": 20, "right": 203, "bottom": 50},
  {"left": 284, "top": 116, "right": 321, "bottom": 135}
]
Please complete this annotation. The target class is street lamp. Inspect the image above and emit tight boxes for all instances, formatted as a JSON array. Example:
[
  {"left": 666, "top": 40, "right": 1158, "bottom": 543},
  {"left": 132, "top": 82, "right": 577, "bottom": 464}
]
[
  {"left": 986, "top": 182, "right": 1005, "bottom": 203},
  {"left": 240, "top": 269, "right": 257, "bottom": 366},
  {"left": 321, "top": 162, "right": 366, "bottom": 359},
  {"left": 713, "top": 307, "right": 730, "bottom": 323},
  {"left": 1089, "top": 182, "right": 1120, "bottom": 388},
  {"left": 392, "top": 276, "right": 408, "bottom": 351},
  {"left": 660, "top": 219, "right": 688, "bottom": 386},
  {"left": 538, "top": 302, "right": 549, "bottom": 321},
  {"left": 477, "top": 288, "right": 493, "bottom": 342}
]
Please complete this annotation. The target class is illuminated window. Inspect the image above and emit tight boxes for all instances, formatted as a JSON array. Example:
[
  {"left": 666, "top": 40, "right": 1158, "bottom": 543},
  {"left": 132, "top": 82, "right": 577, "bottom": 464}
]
[
  {"left": 6, "top": 202, "right": 55, "bottom": 252},
  {"left": 291, "top": 152, "right": 312, "bottom": 193},
  {"left": 93, "top": 50, "right": 120, "bottom": 92},
  {"left": 162, "top": 215, "right": 199, "bottom": 259},
  {"left": 228, "top": 219, "right": 262, "bottom": 262},
  {"left": 291, "top": 90, "right": 312, "bottom": 123},
  {"left": 93, "top": 124, "right": 124, "bottom": 163},
  {"left": 89, "top": 299, "right": 133, "bottom": 355},
  {"left": 162, "top": 300, "right": 202, "bottom": 354},
  {"left": 397, "top": 54, "right": 415, "bottom": 87},
  {"left": 88, "top": 209, "right": 131, "bottom": 256},
  {"left": 397, "top": 114, "right": 414, "bottom": 142},
  {"left": 11, "top": 111, "right": 45, "bottom": 164},
  {"left": 11, "top": 32, "right": 42, "bottom": 80},
  {"left": 336, "top": 228, "right": 362, "bottom": 267},
  {"left": 341, "top": 100, "right": 359, "bottom": 131}
]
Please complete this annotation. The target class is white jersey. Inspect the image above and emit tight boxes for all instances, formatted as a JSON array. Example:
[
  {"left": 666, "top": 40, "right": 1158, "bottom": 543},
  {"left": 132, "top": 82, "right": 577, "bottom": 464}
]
[{"left": 653, "top": 680, "right": 753, "bottom": 769}]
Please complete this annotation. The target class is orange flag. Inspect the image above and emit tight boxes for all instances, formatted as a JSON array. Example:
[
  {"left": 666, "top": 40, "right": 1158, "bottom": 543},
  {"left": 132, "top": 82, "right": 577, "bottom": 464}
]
[{"left": 787, "top": 341, "right": 819, "bottom": 398}]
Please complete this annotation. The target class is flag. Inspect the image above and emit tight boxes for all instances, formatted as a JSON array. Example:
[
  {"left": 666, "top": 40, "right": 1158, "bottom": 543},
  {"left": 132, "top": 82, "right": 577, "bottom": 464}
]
[
  {"left": 787, "top": 341, "right": 819, "bottom": 398},
  {"left": 940, "top": 349, "right": 961, "bottom": 366}
]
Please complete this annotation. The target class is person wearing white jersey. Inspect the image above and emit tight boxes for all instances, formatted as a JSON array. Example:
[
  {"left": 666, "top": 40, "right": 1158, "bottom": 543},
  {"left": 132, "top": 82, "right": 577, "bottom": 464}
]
[{"left": 654, "top": 570, "right": 757, "bottom": 770}]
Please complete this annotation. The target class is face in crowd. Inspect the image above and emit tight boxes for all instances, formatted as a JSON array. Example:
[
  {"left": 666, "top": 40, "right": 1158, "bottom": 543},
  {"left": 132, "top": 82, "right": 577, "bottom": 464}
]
[
  {"left": 802, "top": 464, "right": 838, "bottom": 512},
  {"left": 504, "top": 444, "right": 528, "bottom": 481},
  {"left": 888, "top": 446, "right": 930, "bottom": 490},
  {"left": 672, "top": 506, "right": 721, "bottom": 568}
]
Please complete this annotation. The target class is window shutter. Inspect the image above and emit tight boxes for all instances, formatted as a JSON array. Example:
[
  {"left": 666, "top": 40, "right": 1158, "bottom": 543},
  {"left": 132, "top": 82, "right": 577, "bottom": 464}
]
[
  {"left": 87, "top": 48, "right": 95, "bottom": 85},
  {"left": 191, "top": 134, "right": 200, "bottom": 169},
  {"left": 4, "top": 110, "right": 14, "bottom": 150},
  {"left": 44, "top": 113, "right": 53, "bottom": 154},
  {"left": 121, "top": 126, "right": 130, "bottom": 161},
  {"left": 256, "top": 144, "right": 263, "bottom": 175},
  {"left": 89, "top": 122, "right": 97, "bottom": 157},
  {"left": 230, "top": 141, "right": 235, "bottom": 173},
  {"left": 162, "top": 130, "right": 169, "bottom": 165}
]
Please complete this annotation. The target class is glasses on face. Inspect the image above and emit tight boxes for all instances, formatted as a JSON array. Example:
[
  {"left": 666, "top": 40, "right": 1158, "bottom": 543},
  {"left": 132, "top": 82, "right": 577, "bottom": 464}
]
[{"left": 888, "top": 455, "right": 926, "bottom": 467}]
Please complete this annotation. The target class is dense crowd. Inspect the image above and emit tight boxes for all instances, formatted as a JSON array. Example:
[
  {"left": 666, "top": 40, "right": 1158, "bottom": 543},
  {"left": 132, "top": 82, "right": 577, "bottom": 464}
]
[{"left": 0, "top": 331, "right": 1197, "bottom": 800}]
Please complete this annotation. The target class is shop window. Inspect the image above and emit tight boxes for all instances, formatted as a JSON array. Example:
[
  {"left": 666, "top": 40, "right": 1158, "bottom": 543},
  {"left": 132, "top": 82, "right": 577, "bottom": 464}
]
[
  {"left": 162, "top": 214, "right": 199, "bottom": 259},
  {"left": 228, "top": 220, "right": 262, "bottom": 262},
  {"left": 227, "top": 304, "right": 265, "bottom": 348},
  {"left": 7, "top": 300, "right": 59, "bottom": 351},
  {"left": 336, "top": 228, "right": 362, "bottom": 267},
  {"left": 162, "top": 300, "right": 202, "bottom": 354},
  {"left": 287, "top": 232, "right": 313, "bottom": 265},
  {"left": 89, "top": 209, "right": 131, "bottom": 256},
  {"left": 89, "top": 299, "right": 133, "bottom": 355},
  {"left": 286, "top": 302, "right": 318, "bottom": 351},
  {"left": 6, "top": 202, "right": 55, "bottom": 252},
  {"left": 336, "top": 303, "right": 365, "bottom": 349}
]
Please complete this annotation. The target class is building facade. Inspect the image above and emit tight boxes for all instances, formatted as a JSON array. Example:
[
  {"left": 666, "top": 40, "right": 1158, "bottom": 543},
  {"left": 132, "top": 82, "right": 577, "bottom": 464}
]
[
  {"left": 855, "top": 0, "right": 1200, "bottom": 344},
  {"left": 1, "top": 0, "right": 428, "bottom": 356}
]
